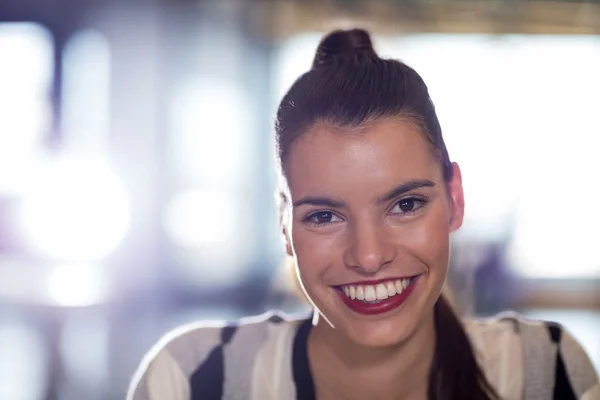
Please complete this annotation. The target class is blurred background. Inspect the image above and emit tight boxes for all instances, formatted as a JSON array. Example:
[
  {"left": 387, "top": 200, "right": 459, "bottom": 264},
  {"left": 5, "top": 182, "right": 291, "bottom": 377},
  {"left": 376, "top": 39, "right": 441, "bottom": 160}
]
[{"left": 0, "top": 0, "right": 599, "bottom": 398}]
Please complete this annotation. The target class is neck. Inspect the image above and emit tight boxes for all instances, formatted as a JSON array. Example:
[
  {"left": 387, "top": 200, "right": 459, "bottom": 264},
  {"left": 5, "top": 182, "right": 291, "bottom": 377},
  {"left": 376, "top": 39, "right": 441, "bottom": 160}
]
[{"left": 308, "top": 312, "right": 436, "bottom": 400}]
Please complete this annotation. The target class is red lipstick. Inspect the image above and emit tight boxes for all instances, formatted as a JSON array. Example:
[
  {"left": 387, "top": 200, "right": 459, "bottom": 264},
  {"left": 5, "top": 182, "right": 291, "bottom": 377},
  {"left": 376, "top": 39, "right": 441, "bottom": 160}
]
[{"left": 336, "top": 275, "right": 421, "bottom": 315}]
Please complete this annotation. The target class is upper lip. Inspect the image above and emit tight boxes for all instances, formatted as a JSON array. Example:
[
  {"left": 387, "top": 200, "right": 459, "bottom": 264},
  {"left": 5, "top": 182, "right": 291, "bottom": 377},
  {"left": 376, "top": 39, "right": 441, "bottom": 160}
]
[{"left": 335, "top": 273, "right": 422, "bottom": 287}]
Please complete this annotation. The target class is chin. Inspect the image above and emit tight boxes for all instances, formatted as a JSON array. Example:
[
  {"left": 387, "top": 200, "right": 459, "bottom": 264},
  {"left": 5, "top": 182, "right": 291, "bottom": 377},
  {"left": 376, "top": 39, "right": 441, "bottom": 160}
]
[
  {"left": 345, "top": 317, "right": 416, "bottom": 348},
  {"left": 344, "top": 295, "right": 433, "bottom": 344}
]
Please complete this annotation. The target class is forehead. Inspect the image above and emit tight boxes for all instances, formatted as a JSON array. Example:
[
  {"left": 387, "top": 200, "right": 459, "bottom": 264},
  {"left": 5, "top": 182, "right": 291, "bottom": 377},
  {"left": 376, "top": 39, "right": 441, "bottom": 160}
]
[{"left": 284, "top": 118, "right": 441, "bottom": 200}]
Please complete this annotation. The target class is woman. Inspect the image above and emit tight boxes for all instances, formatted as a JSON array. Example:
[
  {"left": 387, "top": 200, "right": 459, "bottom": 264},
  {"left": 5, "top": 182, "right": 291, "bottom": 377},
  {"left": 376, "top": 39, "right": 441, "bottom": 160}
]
[{"left": 128, "top": 29, "right": 599, "bottom": 400}]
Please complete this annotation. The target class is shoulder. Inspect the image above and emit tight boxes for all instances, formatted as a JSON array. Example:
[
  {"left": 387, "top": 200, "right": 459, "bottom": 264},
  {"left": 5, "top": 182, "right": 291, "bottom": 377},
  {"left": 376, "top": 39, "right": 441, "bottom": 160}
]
[
  {"left": 127, "top": 310, "right": 308, "bottom": 400},
  {"left": 464, "top": 312, "right": 599, "bottom": 400}
]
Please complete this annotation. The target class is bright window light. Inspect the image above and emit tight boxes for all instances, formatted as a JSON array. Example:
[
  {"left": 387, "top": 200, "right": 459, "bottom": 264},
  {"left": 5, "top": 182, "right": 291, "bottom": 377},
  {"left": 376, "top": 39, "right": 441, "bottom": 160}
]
[
  {"left": 167, "top": 76, "right": 254, "bottom": 284},
  {"left": 164, "top": 188, "right": 238, "bottom": 247},
  {"left": 0, "top": 23, "right": 53, "bottom": 196},
  {"left": 272, "top": 34, "right": 316, "bottom": 97},
  {"left": 0, "top": 323, "right": 47, "bottom": 400},
  {"left": 60, "top": 314, "right": 109, "bottom": 389},
  {"left": 169, "top": 78, "right": 250, "bottom": 186},
  {"left": 163, "top": 188, "right": 249, "bottom": 285},
  {"left": 508, "top": 178, "right": 600, "bottom": 279},
  {"left": 62, "top": 29, "right": 111, "bottom": 153},
  {"left": 46, "top": 263, "right": 110, "bottom": 307},
  {"left": 275, "top": 33, "right": 600, "bottom": 279},
  {"left": 17, "top": 157, "right": 131, "bottom": 261}
]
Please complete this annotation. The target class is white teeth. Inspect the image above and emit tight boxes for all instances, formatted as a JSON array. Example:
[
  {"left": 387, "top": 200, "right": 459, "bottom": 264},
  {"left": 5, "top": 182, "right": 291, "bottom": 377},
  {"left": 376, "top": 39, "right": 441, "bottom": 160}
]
[
  {"left": 395, "top": 280, "right": 403, "bottom": 294},
  {"left": 376, "top": 284, "right": 388, "bottom": 300},
  {"left": 340, "top": 277, "right": 416, "bottom": 302},
  {"left": 356, "top": 286, "right": 365, "bottom": 300},
  {"left": 364, "top": 286, "right": 377, "bottom": 301},
  {"left": 386, "top": 281, "right": 396, "bottom": 296}
]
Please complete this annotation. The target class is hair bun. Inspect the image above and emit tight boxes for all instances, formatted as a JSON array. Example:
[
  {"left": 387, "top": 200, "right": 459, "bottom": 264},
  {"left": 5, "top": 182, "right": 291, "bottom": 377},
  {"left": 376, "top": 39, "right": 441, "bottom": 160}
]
[{"left": 312, "top": 29, "right": 376, "bottom": 68}]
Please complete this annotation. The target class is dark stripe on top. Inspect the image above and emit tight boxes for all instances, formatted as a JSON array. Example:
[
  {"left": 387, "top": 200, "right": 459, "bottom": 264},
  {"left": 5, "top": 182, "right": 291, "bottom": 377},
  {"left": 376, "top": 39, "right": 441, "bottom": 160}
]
[
  {"left": 553, "top": 350, "right": 577, "bottom": 400},
  {"left": 221, "top": 325, "right": 238, "bottom": 345},
  {"left": 546, "top": 323, "right": 577, "bottom": 400},
  {"left": 292, "top": 318, "right": 316, "bottom": 400},
  {"left": 189, "top": 325, "right": 237, "bottom": 400},
  {"left": 190, "top": 344, "right": 224, "bottom": 400},
  {"left": 547, "top": 323, "right": 562, "bottom": 343}
]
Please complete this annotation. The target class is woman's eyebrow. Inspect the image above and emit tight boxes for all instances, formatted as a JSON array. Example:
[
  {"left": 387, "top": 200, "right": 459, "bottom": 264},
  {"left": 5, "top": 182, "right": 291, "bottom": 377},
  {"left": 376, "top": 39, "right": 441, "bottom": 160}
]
[
  {"left": 292, "top": 196, "right": 345, "bottom": 209},
  {"left": 376, "top": 179, "right": 435, "bottom": 205},
  {"left": 291, "top": 180, "right": 435, "bottom": 209}
]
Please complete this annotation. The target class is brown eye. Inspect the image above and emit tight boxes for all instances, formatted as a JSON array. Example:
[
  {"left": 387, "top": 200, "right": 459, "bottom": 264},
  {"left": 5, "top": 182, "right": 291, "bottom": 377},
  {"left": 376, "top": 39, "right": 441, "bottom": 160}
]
[
  {"left": 305, "top": 211, "right": 342, "bottom": 225},
  {"left": 391, "top": 197, "right": 428, "bottom": 215},
  {"left": 313, "top": 211, "right": 333, "bottom": 223},
  {"left": 398, "top": 199, "right": 416, "bottom": 212}
]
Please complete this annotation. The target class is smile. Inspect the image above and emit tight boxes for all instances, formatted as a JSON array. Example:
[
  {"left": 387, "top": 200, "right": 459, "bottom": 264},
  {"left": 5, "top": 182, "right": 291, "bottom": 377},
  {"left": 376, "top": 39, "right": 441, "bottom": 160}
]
[{"left": 334, "top": 275, "right": 422, "bottom": 315}]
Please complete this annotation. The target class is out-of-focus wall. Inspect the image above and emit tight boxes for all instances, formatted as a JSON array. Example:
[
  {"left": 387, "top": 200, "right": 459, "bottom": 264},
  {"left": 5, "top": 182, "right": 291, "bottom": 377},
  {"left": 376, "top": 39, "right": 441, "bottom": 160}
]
[{"left": 0, "top": 1, "right": 598, "bottom": 399}]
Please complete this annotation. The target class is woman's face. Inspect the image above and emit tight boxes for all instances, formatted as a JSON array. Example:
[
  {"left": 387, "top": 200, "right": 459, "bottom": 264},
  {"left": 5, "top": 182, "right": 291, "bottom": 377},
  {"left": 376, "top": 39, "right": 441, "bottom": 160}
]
[{"left": 282, "top": 117, "right": 464, "bottom": 348}]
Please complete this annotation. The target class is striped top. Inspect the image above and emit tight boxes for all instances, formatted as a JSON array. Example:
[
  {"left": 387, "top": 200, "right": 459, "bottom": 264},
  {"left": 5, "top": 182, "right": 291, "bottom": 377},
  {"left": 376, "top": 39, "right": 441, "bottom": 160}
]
[{"left": 128, "top": 311, "right": 599, "bottom": 400}]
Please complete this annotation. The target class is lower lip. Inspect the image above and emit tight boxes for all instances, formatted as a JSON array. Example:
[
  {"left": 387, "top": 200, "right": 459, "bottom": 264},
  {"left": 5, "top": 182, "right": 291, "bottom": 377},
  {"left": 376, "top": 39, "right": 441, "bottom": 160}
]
[{"left": 336, "top": 276, "right": 421, "bottom": 316}]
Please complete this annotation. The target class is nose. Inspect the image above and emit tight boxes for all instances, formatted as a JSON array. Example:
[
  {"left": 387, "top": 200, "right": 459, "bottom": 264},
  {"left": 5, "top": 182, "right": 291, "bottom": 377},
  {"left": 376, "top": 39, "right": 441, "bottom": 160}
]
[{"left": 343, "top": 220, "right": 395, "bottom": 274}]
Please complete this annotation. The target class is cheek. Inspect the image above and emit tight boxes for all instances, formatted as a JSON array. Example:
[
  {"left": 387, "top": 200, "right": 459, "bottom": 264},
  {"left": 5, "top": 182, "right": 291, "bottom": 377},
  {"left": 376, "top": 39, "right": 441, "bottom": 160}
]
[
  {"left": 401, "top": 205, "right": 451, "bottom": 273},
  {"left": 423, "top": 211, "right": 451, "bottom": 280},
  {"left": 290, "top": 226, "right": 338, "bottom": 280}
]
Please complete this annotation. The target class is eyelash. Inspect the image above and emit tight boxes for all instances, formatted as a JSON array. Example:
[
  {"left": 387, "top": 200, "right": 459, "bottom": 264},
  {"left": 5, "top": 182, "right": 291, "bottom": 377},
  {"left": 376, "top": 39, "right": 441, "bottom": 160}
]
[
  {"left": 302, "top": 211, "right": 339, "bottom": 227},
  {"left": 390, "top": 196, "right": 429, "bottom": 216},
  {"left": 302, "top": 196, "right": 429, "bottom": 226}
]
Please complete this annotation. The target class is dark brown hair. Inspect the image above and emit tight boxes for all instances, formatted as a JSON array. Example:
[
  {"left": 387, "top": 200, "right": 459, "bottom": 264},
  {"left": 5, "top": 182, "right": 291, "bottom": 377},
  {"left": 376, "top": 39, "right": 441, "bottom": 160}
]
[{"left": 275, "top": 29, "right": 498, "bottom": 399}]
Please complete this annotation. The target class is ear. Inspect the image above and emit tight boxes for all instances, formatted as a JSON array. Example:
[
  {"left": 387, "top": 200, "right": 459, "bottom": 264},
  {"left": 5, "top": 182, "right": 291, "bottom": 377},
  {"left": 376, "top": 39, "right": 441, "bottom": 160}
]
[
  {"left": 281, "top": 222, "right": 293, "bottom": 257},
  {"left": 447, "top": 162, "right": 465, "bottom": 232},
  {"left": 279, "top": 194, "right": 294, "bottom": 257}
]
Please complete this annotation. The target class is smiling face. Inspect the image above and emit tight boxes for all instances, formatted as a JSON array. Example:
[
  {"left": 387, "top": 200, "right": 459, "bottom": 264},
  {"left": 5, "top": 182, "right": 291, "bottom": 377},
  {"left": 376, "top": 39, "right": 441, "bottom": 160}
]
[{"left": 281, "top": 117, "right": 464, "bottom": 348}]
